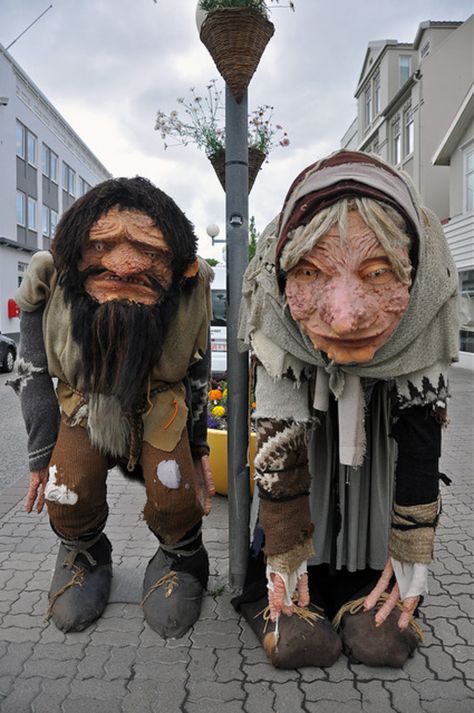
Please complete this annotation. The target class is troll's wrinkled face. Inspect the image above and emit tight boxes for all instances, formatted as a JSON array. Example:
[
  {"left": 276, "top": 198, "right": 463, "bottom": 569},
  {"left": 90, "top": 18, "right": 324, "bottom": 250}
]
[
  {"left": 285, "top": 211, "right": 410, "bottom": 364},
  {"left": 78, "top": 206, "right": 173, "bottom": 305}
]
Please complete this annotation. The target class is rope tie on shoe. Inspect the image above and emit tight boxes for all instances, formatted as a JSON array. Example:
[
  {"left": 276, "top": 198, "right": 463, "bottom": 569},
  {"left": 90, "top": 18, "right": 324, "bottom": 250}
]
[
  {"left": 61, "top": 532, "right": 104, "bottom": 569},
  {"left": 45, "top": 566, "right": 86, "bottom": 622},
  {"left": 158, "top": 529, "right": 203, "bottom": 558},
  {"left": 332, "top": 594, "right": 424, "bottom": 641},
  {"left": 257, "top": 601, "right": 325, "bottom": 633},
  {"left": 140, "top": 571, "right": 179, "bottom": 606}
]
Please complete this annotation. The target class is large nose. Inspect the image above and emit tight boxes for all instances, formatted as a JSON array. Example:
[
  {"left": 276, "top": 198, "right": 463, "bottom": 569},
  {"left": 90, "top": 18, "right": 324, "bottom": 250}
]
[
  {"left": 322, "top": 277, "right": 377, "bottom": 335},
  {"left": 102, "top": 242, "right": 151, "bottom": 277}
]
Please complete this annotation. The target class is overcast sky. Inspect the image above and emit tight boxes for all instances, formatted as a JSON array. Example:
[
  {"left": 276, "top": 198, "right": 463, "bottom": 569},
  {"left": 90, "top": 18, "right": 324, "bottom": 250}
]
[{"left": 1, "top": 0, "right": 472, "bottom": 258}]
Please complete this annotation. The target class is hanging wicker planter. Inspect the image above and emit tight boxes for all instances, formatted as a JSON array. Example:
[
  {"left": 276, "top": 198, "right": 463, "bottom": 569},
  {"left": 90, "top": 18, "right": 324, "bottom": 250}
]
[
  {"left": 208, "top": 146, "right": 266, "bottom": 192},
  {"left": 199, "top": 8, "right": 274, "bottom": 103}
]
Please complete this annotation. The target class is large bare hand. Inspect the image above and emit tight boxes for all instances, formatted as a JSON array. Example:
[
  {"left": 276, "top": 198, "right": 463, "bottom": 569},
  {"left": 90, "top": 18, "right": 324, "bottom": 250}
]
[
  {"left": 268, "top": 571, "right": 310, "bottom": 622},
  {"left": 193, "top": 455, "right": 215, "bottom": 515},
  {"left": 364, "top": 558, "right": 419, "bottom": 631},
  {"left": 25, "top": 468, "right": 49, "bottom": 513}
]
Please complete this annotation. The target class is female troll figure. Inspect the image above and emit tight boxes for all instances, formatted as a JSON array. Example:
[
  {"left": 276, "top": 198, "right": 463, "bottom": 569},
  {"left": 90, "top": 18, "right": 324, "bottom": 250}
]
[{"left": 234, "top": 150, "right": 459, "bottom": 669}]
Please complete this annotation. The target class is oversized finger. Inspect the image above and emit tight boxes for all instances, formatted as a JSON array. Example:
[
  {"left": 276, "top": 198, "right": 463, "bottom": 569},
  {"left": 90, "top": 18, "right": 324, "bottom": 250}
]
[
  {"left": 375, "top": 583, "right": 400, "bottom": 627},
  {"left": 398, "top": 595, "right": 419, "bottom": 630},
  {"left": 297, "top": 572, "right": 310, "bottom": 608},
  {"left": 269, "top": 574, "right": 287, "bottom": 622},
  {"left": 364, "top": 559, "right": 394, "bottom": 610},
  {"left": 36, "top": 475, "right": 48, "bottom": 513},
  {"left": 201, "top": 456, "right": 216, "bottom": 497},
  {"left": 25, "top": 473, "right": 41, "bottom": 513}
]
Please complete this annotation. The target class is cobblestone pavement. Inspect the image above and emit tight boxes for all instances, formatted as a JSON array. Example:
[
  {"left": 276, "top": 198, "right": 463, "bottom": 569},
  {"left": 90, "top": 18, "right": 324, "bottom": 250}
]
[{"left": 0, "top": 367, "right": 472, "bottom": 713}]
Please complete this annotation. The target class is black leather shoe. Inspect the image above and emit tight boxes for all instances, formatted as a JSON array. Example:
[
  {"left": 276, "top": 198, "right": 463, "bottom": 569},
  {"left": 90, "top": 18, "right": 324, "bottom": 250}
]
[
  {"left": 47, "top": 533, "right": 113, "bottom": 632},
  {"left": 142, "top": 545, "right": 209, "bottom": 639}
]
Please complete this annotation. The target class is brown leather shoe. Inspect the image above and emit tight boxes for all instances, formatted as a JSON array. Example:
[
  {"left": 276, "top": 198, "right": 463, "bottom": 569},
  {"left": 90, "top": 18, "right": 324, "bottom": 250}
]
[{"left": 240, "top": 595, "right": 342, "bottom": 669}]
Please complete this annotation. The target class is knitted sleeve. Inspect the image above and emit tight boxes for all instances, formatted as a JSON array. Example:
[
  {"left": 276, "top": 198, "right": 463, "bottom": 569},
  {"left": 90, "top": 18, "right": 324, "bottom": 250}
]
[
  {"left": 388, "top": 403, "right": 444, "bottom": 565},
  {"left": 254, "top": 365, "right": 315, "bottom": 575},
  {"left": 12, "top": 307, "right": 60, "bottom": 472},
  {"left": 186, "top": 334, "right": 211, "bottom": 459}
]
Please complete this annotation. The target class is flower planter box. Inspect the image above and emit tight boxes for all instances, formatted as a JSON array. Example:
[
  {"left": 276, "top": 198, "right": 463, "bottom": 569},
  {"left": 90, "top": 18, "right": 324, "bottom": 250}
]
[{"left": 208, "top": 428, "right": 257, "bottom": 496}]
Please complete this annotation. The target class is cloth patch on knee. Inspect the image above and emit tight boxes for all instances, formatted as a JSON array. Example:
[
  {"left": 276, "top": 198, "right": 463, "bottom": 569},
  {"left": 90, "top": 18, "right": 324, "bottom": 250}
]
[
  {"left": 45, "top": 465, "right": 78, "bottom": 505},
  {"left": 157, "top": 460, "right": 181, "bottom": 489}
]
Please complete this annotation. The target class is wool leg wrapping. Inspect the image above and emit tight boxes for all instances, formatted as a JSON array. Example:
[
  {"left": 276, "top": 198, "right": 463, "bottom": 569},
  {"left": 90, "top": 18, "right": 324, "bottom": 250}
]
[
  {"left": 142, "top": 430, "right": 204, "bottom": 545},
  {"left": 388, "top": 499, "right": 439, "bottom": 564},
  {"left": 46, "top": 415, "right": 109, "bottom": 540},
  {"left": 256, "top": 418, "right": 314, "bottom": 559}
]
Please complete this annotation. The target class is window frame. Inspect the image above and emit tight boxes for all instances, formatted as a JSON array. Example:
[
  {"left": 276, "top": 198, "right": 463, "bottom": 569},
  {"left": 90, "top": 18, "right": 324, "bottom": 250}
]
[
  {"left": 16, "top": 190, "right": 26, "bottom": 226},
  {"left": 392, "top": 117, "right": 401, "bottom": 165},
  {"left": 399, "top": 55, "right": 411, "bottom": 87},
  {"left": 16, "top": 121, "right": 26, "bottom": 160},
  {"left": 27, "top": 196, "right": 37, "bottom": 231},
  {"left": 464, "top": 144, "right": 474, "bottom": 213},
  {"left": 403, "top": 106, "right": 414, "bottom": 158}
]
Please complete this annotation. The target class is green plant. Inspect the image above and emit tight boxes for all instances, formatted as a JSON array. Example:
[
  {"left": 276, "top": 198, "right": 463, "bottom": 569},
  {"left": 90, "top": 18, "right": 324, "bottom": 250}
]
[
  {"left": 155, "top": 81, "right": 289, "bottom": 159},
  {"left": 248, "top": 215, "right": 259, "bottom": 260},
  {"left": 199, "top": 0, "right": 295, "bottom": 18}
]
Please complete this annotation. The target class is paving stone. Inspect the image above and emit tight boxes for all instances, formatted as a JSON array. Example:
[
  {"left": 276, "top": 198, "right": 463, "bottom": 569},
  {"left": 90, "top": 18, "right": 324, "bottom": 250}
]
[
  {"left": 427, "top": 618, "right": 466, "bottom": 646},
  {"left": 94, "top": 615, "right": 141, "bottom": 633},
  {"left": 384, "top": 680, "right": 423, "bottom": 713},
  {"left": 349, "top": 660, "right": 409, "bottom": 681},
  {"left": 122, "top": 679, "right": 186, "bottom": 713},
  {"left": 185, "top": 702, "right": 244, "bottom": 713},
  {"left": 104, "top": 645, "right": 136, "bottom": 680},
  {"left": 357, "top": 680, "right": 392, "bottom": 712},
  {"left": 1, "top": 626, "right": 42, "bottom": 643},
  {"left": 134, "top": 660, "right": 188, "bottom": 682},
  {"left": 187, "top": 680, "right": 245, "bottom": 702},
  {"left": 68, "top": 678, "right": 127, "bottom": 700},
  {"left": 401, "top": 650, "right": 433, "bottom": 682},
  {"left": 76, "top": 645, "right": 110, "bottom": 679},
  {"left": 243, "top": 662, "right": 300, "bottom": 683},
  {"left": 61, "top": 698, "right": 122, "bottom": 713},
  {"left": 214, "top": 595, "right": 239, "bottom": 621},
  {"left": 90, "top": 628, "right": 140, "bottom": 647},
  {"left": 412, "top": 679, "right": 472, "bottom": 702},
  {"left": 297, "top": 665, "right": 329, "bottom": 682},
  {"left": 420, "top": 644, "right": 462, "bottom": 680},
  {"left": 31, "top": 677, "right": 71, "bottom": 713},
  {"left": 306, "top": 701, "right": 363, "bottom": 712},
  {"left": 0, "top": 676, "right": 42, "bottom": 713},
  {"left": 188, "top": 646, "right": 217, "bottom": 680},
  {"left": 326, "top": 658, "right": 354, "bottom": 681},
  {"left": 0, "top": 674, "right": 14, "bottom": 698},
  {"left": 242, "top": 646, "right": 268, "bottom": 665},
  {"left": 135, "top": 645, "right": 189, "bottom": 665},
  {"left": 31, "top": 642, "right": 84, "bottom": 661},
  {"left": 0, "top": 641, "right": 33, "bottom": 677},
  {"left": 421, "top": 699, "right": 474, "bottom": 713},
  {"left": 214, "top": 647, "right": 245, "bottom": 682},
  {"left": 272, "top": 680, "right": 305, "bottom": 712},
  {"left": 1, "top": 612, "right": 45, "bottom": 629},
  {"left": 23, "top": 657, "right": 78, "bottom": 680},
  {"left": 455, "top": 595, "right": 474, "bottom": 617},
  {"left": 301, "top": 680, "right": 361, "bottom": 703},
  {"left": 243, "top": 681, "right": 275, "bottom": 713}
]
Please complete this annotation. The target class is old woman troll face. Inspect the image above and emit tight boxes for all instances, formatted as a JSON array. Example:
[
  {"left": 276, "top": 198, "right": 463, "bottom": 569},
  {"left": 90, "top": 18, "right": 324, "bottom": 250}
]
[{"left": 285, "top": 210, "right": 411, "bottom": 364}]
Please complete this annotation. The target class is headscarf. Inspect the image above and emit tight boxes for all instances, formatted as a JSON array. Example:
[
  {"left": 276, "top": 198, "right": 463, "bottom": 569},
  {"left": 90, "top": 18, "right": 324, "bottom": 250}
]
[{"left": 238, "top": 150, "right": 459, "bottom": 466}]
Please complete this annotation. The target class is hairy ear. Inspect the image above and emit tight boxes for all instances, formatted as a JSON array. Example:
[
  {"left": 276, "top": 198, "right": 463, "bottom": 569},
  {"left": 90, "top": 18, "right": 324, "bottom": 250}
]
[{"left": 182, "top": 259, "right": 199, "bottom": 278}]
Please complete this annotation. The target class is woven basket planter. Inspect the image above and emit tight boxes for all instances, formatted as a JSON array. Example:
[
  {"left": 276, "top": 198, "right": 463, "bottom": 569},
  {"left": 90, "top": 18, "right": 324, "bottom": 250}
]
[
  {"left": 200, "top": 8, "right": 274, "bottom": 103},
  {"left": 209, "top": 146, "right": 266, "bottom": 192}
]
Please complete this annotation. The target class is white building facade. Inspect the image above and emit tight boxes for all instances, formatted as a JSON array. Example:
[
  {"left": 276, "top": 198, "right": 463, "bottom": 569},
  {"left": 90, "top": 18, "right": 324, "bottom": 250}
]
[
  {"left": 0, "top": 44, "right": 111, "bottom": 339},
  {"left": 341, "top": 16, "right": 474, "bottom": 366}
]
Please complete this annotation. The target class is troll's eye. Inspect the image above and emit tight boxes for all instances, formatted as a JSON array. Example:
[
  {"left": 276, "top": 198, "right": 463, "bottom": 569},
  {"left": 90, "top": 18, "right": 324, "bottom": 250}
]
[
  {"left": 94, "top": 241, "right": 106, "bottom": 253},
  {"left": 291, "top": 266, "right": 320, "bottom": 282},
  {"left": 361, "top": 266, "right": 394, "bottom": 284}
]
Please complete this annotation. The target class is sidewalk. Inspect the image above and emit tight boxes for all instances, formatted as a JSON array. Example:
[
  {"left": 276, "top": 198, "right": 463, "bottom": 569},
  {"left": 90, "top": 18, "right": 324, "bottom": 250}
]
[{"left": 0, "top": 368, "right": 473, "bottom": 713}]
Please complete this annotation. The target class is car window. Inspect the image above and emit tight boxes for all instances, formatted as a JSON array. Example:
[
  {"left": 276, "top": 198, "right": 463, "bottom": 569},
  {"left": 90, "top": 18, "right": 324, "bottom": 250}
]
[{"left": 211, "top": 289, "right": 226, "bottom": 327}]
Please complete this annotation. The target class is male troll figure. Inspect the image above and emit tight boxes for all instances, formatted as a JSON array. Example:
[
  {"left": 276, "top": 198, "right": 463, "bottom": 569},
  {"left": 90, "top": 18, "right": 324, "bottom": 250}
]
[
  {"left": 235, "top": 150, "right": 459, "bottom": 668},
  {"left": 12, "top": 176, "right": 215, "bottom": 636}
]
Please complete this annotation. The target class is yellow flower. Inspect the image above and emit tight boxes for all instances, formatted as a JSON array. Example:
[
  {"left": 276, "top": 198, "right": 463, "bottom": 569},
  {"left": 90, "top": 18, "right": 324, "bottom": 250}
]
[{"left": 211, "top": 405, "right": 225, "bottom": 417}]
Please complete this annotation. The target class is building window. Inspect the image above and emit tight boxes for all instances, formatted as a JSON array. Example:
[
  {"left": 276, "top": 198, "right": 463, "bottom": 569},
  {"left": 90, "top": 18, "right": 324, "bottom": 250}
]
[
  {"left": 403, "top": 106, "right": 414, "bottom": 157},
  {"left": 420, "top": 40, "right": 431, "bottom": 59},
  {"left": 465, "top": 146, "right": 474, "bottom": 213},
  {"left": 16, "top": 190, "right": 26, "bottom": 226},
  {"left": 372, "top": 139, "right": 379, "bottom": 155},
  {"left": 63, "top": 163, "right": 76, "bottom": 197},
  {"left": 374, "top": 72, "right": 381, "bottom": 115},
  {"left": 42, "top": 205, "right": 59, "bottom": 237},
  {"left": 27, "top": 196, "right": 37, "bottom": 230},
  {"left": 459, "top": 268, "right": 474, "bottom": 352},
  {"left": 27, "top": 131, "right": 37, "bottom": 166},
  {"left": 16, "top": 121, "right": 26, "bottom": 159},
  {"left": 79, "top": 177, "right": 91, "bottom": 196},
  {"left": 16, "top": 121, "right": 37, "bottom": 164},
  {"left": 392, "top": 118, "right": 401, "bottom": 165},
  {"left": 42, "top": 144, "right": 58, "bottom": 182},
  {"left": 18, "top": 261, "right": 28, "bottom": 288},
  {"left": 365, "top": 86, "right": 373, "bottom": 127},
  {"left": 399, "top": 56, "right": 411, "bottom": 86}
]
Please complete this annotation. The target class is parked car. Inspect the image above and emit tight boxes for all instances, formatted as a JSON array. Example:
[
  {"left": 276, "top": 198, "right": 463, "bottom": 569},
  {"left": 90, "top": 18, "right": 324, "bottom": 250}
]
[
  {"left": 210, "top": 266, "right": 227, "bottom": 377},
  {"left": 0, "top": 332, "right": 17, "bottom": 373}
]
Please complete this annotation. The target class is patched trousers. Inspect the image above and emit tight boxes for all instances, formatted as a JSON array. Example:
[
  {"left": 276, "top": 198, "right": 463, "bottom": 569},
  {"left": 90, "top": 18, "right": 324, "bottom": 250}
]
[{"left": 45, "top": 415, "right": 204, "bottom": 544}]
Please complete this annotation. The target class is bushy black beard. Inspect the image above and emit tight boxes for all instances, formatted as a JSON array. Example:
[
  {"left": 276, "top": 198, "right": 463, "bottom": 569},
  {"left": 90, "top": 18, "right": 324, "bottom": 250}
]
[{"left": 69, "top": 273, "right": 180, "bottom": 411}]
